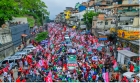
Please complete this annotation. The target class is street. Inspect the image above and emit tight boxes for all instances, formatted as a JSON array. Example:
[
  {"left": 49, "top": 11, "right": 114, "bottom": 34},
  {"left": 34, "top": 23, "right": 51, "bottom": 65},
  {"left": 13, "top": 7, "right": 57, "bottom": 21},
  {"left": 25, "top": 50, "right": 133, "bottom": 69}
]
[{"left": 0, "top": 0, "right": 140, "bottom": 82}]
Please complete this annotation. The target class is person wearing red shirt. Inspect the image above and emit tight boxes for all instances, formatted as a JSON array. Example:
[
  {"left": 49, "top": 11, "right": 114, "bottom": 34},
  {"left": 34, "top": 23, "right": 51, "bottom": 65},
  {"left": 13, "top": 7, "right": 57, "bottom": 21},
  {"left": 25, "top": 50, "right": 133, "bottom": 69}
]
[
  {"left": 21, "top": 78, "right": 26, "bottom": 82},
  {"left": 63, "top": 25, "right": 66, "bottom": 32},
  {"left": 130, "top": 63, "right": 134, "bottom": 72},
  {"left": 92, "top": 74, "right": 96, "bottom": 81},
  {"left": 84, "top": 72, "right": 88, "bottom": 80},
  {"left": 18, "top": 67, "right": 23, "bottom": 76},
  {"left": 116, "top": 72, "right": 120, "bottom": 81},
  {"left": 16, "top": 76, "right": 21, "bottom": 82}
]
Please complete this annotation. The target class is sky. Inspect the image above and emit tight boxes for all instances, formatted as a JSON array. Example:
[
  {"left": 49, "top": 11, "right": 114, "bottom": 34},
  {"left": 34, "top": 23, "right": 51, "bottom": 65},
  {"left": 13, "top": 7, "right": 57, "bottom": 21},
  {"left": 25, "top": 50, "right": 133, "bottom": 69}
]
[{"left": 42, "top": 0, "right": 87, "bottom": 20}]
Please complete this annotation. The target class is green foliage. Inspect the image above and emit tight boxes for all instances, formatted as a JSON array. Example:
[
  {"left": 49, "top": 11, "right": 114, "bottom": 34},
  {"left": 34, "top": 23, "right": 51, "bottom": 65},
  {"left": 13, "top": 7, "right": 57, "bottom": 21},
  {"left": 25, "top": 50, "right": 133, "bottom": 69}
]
[
  {"left": 35, "top": 32, "right": 49, "bottom": 42},
  {"left": 0, "top": 0, "right": 49, "bottom": 26},
  {"left": 0, "top": 0, "right": 19, "bottom": 20},
  {"left": 27, "top": 17, "right": 35, "bottom": 28},
  {"left": 45, "top": 16, "right": 50, "bottom": 23},
  {"left": 83, "top": 11, "right": 99, "bottom": 30}
]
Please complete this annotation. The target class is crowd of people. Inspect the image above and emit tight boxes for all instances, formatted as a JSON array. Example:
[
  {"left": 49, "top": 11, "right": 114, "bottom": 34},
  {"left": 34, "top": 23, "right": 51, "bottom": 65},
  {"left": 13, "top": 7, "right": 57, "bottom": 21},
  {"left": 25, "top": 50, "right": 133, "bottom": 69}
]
[{"left": 0, "top": 23, "right": 139, "bottom": 82}]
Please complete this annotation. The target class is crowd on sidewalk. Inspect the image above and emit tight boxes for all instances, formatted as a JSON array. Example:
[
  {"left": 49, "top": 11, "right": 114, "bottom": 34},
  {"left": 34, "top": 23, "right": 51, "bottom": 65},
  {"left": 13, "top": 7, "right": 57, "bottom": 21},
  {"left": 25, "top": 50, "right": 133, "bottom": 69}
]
[{"left": 0, "top": 23, "right": 139, "bottom": 82}]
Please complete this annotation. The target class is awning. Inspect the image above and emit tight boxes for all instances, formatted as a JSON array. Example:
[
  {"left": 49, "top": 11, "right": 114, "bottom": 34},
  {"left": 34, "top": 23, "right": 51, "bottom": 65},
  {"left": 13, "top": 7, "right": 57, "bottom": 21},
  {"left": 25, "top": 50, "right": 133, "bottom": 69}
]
[
  {"left": 99, "top": 36, "right": 107, "bottom": 41},
  {"left": 21, "top": 34, "right": 27, "bottom": 37},
  {"left": 117, "top": 50, "right": 139, "bottom": 57}
]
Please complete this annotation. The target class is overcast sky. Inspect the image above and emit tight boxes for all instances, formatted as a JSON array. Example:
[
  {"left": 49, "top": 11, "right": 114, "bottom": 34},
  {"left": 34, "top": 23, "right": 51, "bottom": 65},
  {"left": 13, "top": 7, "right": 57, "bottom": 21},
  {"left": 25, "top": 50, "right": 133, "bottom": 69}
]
[{"left": 42, "top": 0, "right": 87, "bottom": 20}]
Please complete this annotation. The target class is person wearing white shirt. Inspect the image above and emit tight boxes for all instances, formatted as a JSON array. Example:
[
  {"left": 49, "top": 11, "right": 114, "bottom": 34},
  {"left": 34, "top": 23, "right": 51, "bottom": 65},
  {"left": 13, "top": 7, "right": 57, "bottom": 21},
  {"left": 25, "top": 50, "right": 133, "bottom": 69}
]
[
  {"left": 3, "top": 72, "right": 7, "bottom": 77},
  {"left": 7, "top": 73, "right": 12, "bottom": 82},
  {"left": 96, "top": 74, "right": 99, "bottom": 82}
]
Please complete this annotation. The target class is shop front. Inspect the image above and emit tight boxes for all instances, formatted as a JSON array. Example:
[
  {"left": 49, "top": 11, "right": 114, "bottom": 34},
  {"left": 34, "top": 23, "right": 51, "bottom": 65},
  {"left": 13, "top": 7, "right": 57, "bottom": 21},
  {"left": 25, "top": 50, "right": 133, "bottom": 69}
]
[{"left": 117, "top": 50, "right": 139, "bottom": 73}]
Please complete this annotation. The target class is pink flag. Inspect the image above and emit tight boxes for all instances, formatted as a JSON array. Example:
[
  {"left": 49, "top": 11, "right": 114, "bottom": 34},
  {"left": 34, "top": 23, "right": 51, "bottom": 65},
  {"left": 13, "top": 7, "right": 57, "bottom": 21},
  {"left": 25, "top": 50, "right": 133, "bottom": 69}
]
[
  {"left": 105, "top": 72, "right": 109, "bottom": 82},
  {"left": 36, "top": 63, "right": 41, "bottom": 68},
  {"left": 88, "top": 47, "right": 92, "bottom": 52},
  {"left": 113, "top": 61, "right": 117, "bottom": 68},
  {"left": 96, "top": 43, "right": 100, "bottom": 47},
  {"left": 45, "top": 71, "right": 53, "bottom": 82}
]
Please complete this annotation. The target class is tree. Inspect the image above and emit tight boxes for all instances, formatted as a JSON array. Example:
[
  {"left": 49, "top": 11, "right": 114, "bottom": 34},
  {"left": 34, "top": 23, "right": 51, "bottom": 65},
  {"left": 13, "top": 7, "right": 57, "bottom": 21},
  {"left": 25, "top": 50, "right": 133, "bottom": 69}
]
[
  {"left": 15, "top": 0, "right": 49, "bottom": 25},
  {"left": 83, "top": 11, "right": 99, "bottom": 30},
  {"left": 0, "top": 0, "right": 49, "bottom": 26},
  {"left": 45, "top": 16, "right": 50, "bottom": 23},
  {"left": 35, "top": 32, "right": 49, "bottom": 42},
  {"left": 0, "top": 0, "right": 19, "bottom": 26}
]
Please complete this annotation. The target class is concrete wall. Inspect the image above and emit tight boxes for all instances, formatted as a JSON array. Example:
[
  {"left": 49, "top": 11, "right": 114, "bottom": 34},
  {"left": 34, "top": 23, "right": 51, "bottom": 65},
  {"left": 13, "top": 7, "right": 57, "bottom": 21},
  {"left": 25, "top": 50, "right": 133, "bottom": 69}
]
[
  {"left": 10, "top": 17, "right": 28, "bottom": 24},
  {"left": 0, "top": 24, "right": 31, "bottom": 61},
  {"left": 0, "top": 42, "right": 14, "bottom": 60},
  {"left": 0, "top": 28, "right": 12, "bottom": 44}
]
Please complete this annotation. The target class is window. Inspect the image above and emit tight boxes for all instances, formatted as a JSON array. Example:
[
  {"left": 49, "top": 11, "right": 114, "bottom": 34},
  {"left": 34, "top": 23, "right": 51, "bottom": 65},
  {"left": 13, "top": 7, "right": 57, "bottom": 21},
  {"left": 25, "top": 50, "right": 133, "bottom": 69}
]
[
  {"left": 9, "top": 60, "right": 14, "bottom": 63},
  {"left": 125, "top": 22, "right": 128, "bottom": 25},
  {"left": 2, "top": 60, "right": 8, "bottom": 64},
  {"left": 105, "top": 21, "right": 108, "bottom": 25},
  {"left": 27, "top": 50, "right": 30, "bottom": 53}
]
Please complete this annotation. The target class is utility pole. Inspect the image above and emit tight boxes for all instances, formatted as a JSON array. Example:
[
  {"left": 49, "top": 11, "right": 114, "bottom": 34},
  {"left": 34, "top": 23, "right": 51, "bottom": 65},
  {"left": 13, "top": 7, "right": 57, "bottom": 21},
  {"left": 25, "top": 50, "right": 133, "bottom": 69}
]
[{"left": 114, "top": 7, "right": 119, "bottom": 59}]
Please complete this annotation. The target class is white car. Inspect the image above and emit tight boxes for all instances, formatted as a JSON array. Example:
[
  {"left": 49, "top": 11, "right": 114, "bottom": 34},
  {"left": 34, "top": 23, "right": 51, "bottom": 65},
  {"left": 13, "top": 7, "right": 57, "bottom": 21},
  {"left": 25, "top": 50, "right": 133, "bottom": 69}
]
[
  {"left": 26, "top": 44, "right": 36, "bottom": 50},
  {"left": 0, "top": 56, "right": 22, "bottom": 68},
  {"left": 14, "top": 51, "right": 28, "bottom": 57},
  {"left": 22, "top": 48, "right": 32, "bottom": 54}
]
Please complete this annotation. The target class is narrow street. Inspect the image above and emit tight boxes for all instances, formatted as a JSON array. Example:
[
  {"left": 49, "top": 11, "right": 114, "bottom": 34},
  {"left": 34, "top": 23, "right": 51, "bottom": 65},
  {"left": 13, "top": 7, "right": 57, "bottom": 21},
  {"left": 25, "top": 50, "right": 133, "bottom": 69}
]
[{"left": 0, "top": 0, "right": 139, "bottom": 82}]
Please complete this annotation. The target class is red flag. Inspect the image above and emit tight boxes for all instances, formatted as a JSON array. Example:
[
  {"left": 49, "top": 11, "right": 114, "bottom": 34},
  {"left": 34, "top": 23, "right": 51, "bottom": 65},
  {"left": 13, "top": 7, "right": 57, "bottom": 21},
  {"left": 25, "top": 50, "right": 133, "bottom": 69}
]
[{"left": 45, "top": 71, "right": 53, "bottom": 82}]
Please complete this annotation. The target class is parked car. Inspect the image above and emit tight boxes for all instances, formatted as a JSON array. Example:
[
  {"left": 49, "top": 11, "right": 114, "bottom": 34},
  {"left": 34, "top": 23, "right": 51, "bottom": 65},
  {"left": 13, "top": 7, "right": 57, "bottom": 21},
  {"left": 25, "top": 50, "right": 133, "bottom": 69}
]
[
  {"left": 26, "top": 44, "right": 36, "bottom": 50},
  {"left": 22, "top": 48, "right": 33, "bottom": 54},
  {"left": 0, "top": 56, "right": 22, "bottom": 68},
  {"left": 14, "top": 51, "right": 28, "bottom": 57}
]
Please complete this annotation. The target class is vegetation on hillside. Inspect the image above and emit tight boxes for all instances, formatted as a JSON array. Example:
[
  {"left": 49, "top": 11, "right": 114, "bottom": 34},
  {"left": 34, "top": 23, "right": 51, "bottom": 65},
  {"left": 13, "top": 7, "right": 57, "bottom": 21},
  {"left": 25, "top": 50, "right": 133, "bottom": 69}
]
[
  {"left": 83, "top": 11, "right": 99, "bottom": 30},
  {"left": 35, "top": 32, "right": 49, "bottom": 42},
  {"left": 0, "top": 0, "right": 49, "bottom": 26}
]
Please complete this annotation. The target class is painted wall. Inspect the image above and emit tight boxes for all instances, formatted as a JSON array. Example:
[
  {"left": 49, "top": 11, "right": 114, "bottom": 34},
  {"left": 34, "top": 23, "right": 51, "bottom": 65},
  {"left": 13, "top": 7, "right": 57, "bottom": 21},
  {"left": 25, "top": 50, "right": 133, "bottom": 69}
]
[{"left": 64, "top": 10, "right": 71, "bottom": 20}]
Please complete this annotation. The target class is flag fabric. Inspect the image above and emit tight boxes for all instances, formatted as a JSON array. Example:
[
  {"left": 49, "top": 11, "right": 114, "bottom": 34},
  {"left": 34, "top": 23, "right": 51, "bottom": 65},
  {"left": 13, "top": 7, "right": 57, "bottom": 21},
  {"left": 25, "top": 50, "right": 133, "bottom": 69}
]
[
  {"left": 105, "top": 72, "right": 109, "bottom": 82},
  {"left": 45, "top": 71, "right": 53, "bottom": 82}
]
